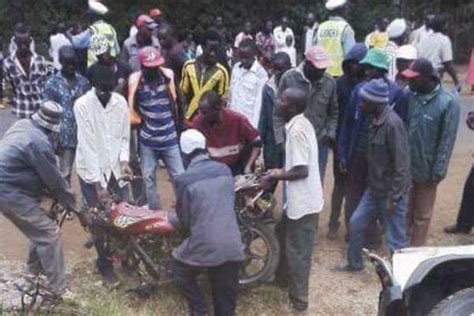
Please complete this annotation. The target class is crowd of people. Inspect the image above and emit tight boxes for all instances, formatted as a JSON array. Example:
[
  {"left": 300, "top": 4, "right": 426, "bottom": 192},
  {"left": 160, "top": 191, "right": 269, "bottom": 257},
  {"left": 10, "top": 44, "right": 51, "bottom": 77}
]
[{"left": 0, "top": 0, "right": 472, "bottom": 314}]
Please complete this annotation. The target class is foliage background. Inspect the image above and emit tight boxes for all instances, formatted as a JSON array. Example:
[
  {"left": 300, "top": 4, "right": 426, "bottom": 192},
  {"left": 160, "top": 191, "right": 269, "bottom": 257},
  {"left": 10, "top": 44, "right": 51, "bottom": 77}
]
[{"left": 0, "top": 0, "right": 472, "bottom": 62}]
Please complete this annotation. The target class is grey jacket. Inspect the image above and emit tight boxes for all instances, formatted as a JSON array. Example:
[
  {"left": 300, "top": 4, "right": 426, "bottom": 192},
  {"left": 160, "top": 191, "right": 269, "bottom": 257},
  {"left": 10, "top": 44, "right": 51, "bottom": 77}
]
[
  {"left": 278, "top": 65, "right": 339, "bottom": 144},
  {"left": 172, "top": 154, "right": 244, "bottom": 267},
  {"left": 368, "top": 107, "right": 410, "bottom": 201},
  {"left": 0, "top": 120, "right": 75, "bottom": 210}
]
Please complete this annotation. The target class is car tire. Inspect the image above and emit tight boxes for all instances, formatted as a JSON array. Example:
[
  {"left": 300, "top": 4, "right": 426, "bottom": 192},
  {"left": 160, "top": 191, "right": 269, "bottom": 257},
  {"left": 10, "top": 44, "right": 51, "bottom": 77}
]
[{"left": 429, "top": 287, "right": 474, "bottom": 316}]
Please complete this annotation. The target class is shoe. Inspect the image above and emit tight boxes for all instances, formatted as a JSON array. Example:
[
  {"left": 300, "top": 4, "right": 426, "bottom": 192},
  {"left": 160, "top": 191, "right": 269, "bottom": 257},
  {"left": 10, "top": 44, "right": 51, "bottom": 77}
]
[
  {"left": 444, "top": 224, "right": 471, "bottom": 235},
  {"left": 289, "top": 296, "right": 308, "bottom": 313},
  {"left": 332, "top": 264, "right": 364, "bottom": 273},
  {"left": 327, "top": 229, "right": 338, "bottom": 240},
  {"left": 101, "top": 269, "right": 119, "bottom": 285}
]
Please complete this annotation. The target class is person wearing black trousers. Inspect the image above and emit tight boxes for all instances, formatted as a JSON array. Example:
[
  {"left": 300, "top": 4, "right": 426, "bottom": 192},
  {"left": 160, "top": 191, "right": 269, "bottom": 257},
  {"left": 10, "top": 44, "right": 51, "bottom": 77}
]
[{"left": 444, "top": 111, "right": 474, "bottom": 234}]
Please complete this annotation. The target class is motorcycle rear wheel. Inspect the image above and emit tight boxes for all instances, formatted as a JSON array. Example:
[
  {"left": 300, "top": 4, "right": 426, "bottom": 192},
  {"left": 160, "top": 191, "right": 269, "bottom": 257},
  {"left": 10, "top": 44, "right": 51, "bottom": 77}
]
[{"left": 239, "top": 222, "right": 280, "bottom": 287}]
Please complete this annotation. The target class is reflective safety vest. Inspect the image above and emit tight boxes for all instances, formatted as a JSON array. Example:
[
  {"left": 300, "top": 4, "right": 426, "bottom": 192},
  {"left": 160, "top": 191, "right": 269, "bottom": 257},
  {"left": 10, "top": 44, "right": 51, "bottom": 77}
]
[
  {"left": 88, "top": 20, "right": 120, "bottom": 67},
  {"left": 317, "top": 20, "right": 348, "bottom": 77},
  {"left": 128, "top": 68, "right": 177, "bottom": 126}
]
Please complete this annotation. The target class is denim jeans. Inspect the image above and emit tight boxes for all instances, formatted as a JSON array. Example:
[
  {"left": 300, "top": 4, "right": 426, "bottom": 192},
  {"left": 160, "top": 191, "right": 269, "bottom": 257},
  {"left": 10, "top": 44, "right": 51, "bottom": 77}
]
[
  {"left": 318, "top": 143, "right": 329, "bottom": 187},
  {"left": 140, "top": 144, "right": 184, "bottom": 210},
  {"left": 348, "top": 189, "right": 407, "bottom": 269},
  {"left": 78, "top": 176, "right": 130, "bottom": 274}
]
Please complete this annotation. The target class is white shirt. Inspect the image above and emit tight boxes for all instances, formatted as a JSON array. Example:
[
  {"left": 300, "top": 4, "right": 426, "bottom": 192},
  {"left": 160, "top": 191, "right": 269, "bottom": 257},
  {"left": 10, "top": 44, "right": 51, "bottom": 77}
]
[
  {"left": 410, "top": 25, "right": 432, "bottom": 47},
  {"left": 417, "top": 32, "right": 453, "bottom": 71},
  {"left": 74, "top": 89, "right": 130, "bottom": 188},
  {"left": 273, "top": 26, "right": 294, "bottom": 53},
  {"left": 49, "top": 34, "right": 72, "bottom": 70},
  {"left": 280, "top": 46, "right": 297, "bottom": 67},
  {"left": 304, "top": 23, "right": 319, "bottom": 53},
  {"left": 229, "top": 60, "right": 268, "bottom": 128},
  {"left": 284, "top": 114, "right": 323, "bottom": 220}
]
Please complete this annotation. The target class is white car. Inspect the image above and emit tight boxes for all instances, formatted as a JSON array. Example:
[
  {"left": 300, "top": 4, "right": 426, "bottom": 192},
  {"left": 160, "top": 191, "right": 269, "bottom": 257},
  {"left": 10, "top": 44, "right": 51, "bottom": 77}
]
[{"left": 368, "top": 245, "right": 474, "bottom": 315}]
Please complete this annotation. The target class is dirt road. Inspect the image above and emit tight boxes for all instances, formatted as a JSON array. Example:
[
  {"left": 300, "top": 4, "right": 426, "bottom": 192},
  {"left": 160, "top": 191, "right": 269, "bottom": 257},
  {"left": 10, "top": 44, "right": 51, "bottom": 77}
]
[{"left": 0, "top": 97, "right": 473, "bottom": 315}]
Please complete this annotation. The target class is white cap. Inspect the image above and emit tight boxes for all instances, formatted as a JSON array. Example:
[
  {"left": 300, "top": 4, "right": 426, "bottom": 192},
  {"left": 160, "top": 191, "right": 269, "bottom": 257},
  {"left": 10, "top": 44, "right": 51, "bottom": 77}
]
[
  {"left": 396, "top": 45, "right": 417, "bottom": 60},
  {"left": 325, "top": 0, "right": 347, "bottom": 10},
  {"left": 88, "top": 0, "right": 109, "bottom": 16},
  {"left": 180, "top": 129, "right": 206, "bottom": 155},
  {"left": 387, "top": 18, "right": 407, "bottom": 39}
]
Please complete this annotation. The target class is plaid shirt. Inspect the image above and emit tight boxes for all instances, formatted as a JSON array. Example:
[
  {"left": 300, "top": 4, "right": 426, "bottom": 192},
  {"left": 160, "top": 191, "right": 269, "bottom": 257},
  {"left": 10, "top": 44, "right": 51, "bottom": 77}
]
[{"left": 3, "top": 54, "right": 53, "bottom": 118}]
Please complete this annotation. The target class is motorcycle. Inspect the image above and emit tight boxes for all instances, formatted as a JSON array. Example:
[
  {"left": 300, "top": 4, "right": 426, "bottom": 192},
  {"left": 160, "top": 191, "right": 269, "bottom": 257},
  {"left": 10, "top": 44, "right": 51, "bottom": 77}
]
[{"left": 58, "top": 173, "right": 280, "bottom": 293}]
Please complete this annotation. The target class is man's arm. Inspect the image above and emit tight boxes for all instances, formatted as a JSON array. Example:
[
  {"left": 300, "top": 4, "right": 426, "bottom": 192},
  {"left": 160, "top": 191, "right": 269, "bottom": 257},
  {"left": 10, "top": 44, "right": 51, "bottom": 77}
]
[
  {"left": 251, "top": 72, "right": 269, "bottom": 128},
  {"left": 441, "top": 37, "right": 459, "bottom": 88},
  {"left": 432, "top": 98, "right": 461, "bottom": 182},
  {"left": 174, "top": 180, "right": 191, "bottom": 232},
  {"left": 258, "top": 86, "right": 273, "bottom": 142},
  {"left": 43, "top": 79, "right": 60, "bottom": 103},
  {"left": 28, "top": 143, "right": 76, "bottom": 210},
  {"left": 444, "top": 61, "right": 460, "bottom": 88},
  {"left": 69, "top": 29, "right": 91, "bottom": 50},
  {"left": 325, "top": 80, "right": 339, "bottom": 144},
  {"left": 386, "top": 120, "right": 410, "bottom": 205},
  {"left": 119, "top": 98, "right": 131, "bottom": 164},
  {"left": 341, "top": 25, "right": 356, "bottom": 55}
]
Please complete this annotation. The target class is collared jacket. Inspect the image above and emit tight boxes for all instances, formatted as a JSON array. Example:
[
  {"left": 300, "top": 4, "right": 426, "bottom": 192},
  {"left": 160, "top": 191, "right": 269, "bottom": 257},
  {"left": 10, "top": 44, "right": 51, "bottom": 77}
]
[
  {"left": 172, "top": 154, "right": 244, "bottom": 267},
  {"left": 278, "top": 65, "right": 338, "bottom": 144},
  {"left": 367, "top": 107, "right": 410, "bottom": 200},
  {"left": 402, "top": 85, "right": 460, "bottom": 182},
  {"left": 337, "top": 78, "right": 403, "bottom": 163},
  {"left": 0, "top": 120, "right": 75, "bottom": 211}
]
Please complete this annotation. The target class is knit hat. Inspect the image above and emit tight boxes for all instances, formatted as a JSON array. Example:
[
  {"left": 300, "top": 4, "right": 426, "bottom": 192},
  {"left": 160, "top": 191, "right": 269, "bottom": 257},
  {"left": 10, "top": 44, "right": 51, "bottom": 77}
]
[
  {"left": 306, "top": 46, "right": 332, "bottom": 69},
  {"left": 181, "top": 129, "right": 206, "bottom": 155},
  {"left": 387, "top": 18, "right": 407, "bottom": 39},
  {"left": 359, "top": 79, "right": 389, "bottom": 105},
  {"left": 396, "top": 45, "right": 418, "bottom": 60},
  {"left": 89, "top": 33, "right": 110, "bottom": 56},
  {"left": 359, "top": 48, "right": 389, "bottom": 71},
  {"left": 326, "top": 0, "right": 346, "bottom": 11},
  {"left": 31, "top": 101, "right": 63, "bottom": 132}
]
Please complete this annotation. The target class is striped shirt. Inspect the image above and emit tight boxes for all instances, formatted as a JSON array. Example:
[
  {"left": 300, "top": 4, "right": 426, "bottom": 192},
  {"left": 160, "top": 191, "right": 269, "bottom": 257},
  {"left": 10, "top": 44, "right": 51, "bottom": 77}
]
[{"left": 136, "top": 77, "right": 178, "bottom": 150}]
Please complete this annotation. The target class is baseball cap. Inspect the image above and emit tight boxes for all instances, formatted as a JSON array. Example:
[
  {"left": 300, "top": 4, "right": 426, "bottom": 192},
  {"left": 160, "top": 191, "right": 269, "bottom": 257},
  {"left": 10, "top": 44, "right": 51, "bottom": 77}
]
[
  {"left": 136, "top": 14, "right": 158, "bottom": 29},
  {"left": 181, "top": 129, "right": 206, "bottom": 155},
  {"left": 305, "top": 46, "right": 332, "bottom": 69},
  {"left": 138, "top": 46, "right": 165, "bottom": 68},
  {"left": 149, "top": 8, "right": 162, "bottom": 18},
  {"left": 401, "top": 58, "right": 435, "bottom": 79}
]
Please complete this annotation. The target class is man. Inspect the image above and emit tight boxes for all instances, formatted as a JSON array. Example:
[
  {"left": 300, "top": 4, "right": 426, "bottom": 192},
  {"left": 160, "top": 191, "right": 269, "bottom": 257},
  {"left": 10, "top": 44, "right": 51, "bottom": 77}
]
[
  {"left": 256, "top": 20, "right": 276, "bottom": 71},
  {"left": 69, "top": 1, "right": 120, "bottom": 68},
  {"left": 234, "top": 21, "right": 253, "bottom": 51},
  {"left": 417, "top": 14, "right": 460, "bottom": 92},
  {"left": 385, "top": 18, "right": 408, "bottom": 81},
  {"left": 259, "top": 52, "right": 292, "bottom": 170},
  {"left": 401, "top": 58, "right": 460, "bottom": 246},
  {"left": 337, "top": 48, "right": 403, "bottom": 246},
  {"left": 327, "top": 43, "right": 367, "bottom": 239},
  {"left": 180, "top": 30, "right": 229, "bottom": 122},
  {"left": 173, "top": 129, "right": 244, "bottom": 316},
  {"left": 128, "top": 47, "right": 184, "bottom": 210},
  {"left": 410, "top": 12, "right": 434, "bottom": 47},
  {"left": 49, "top": 23, "right": 72, "bottom": 71},
  {"left": 156, "top": 24, "right": 187, "bottom": 84},
  {"left": 213, "top": 16, "right": 229, "bottom": 46},
  {"left": 278, "top": 46, "right": 338, "bottom": 185},
  {"left": 43, "top": 46, "right": 91, "bottom": 183},
  {"left": 395, "top": 45, "right": 417, "bottom": 89},
  {"left": 335, "top": 78, "right": 410, "bottom": 272},
  {"left": 75, "top": 64, "right": 132, "bottom": 282},
  {"left": 0, "top": 101, "right": 87, "bottom": 298},
  {"left": 444, "top": 111, "right": 474, "bottom": 234},
  {"left": 121, "top": 14, "right": 160, "bottom": 72},
  {"left": 192, "top": 90, "right": 261, "bottom": 175},
  {"left": 303, "top": 13, "right": 319, "bottom": 54},
  {"left": 3, "top": 25, "right": 52, "bottom": 120},
  {"left": 229, "top": 39, "right": 268, "bottom": 128},
  {"left": 86, "top": 34, "right": 132, "bottom": 96},
  {"left": 315, "top": 0, "right": 355, "bottom": 78},
  {"left": 274, "top": 16, "right": 294, "bottom": 54},
  {"left": 261, "top": 88, "right": 323, "bottom": 312}
]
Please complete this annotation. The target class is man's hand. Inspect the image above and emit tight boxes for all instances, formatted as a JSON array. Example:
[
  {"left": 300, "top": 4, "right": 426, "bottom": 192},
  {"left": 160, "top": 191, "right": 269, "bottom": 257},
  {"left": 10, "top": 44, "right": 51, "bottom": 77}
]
[
  {"left": 77, "top": 211, "right": 91, "bottom": 229},
  {"left": 96, "top": 184, "right": 109, "bottom": 202},
  {"left": 120, "top": 161, "right": 133, "bottom": 180},
  {"left": 260, "top": 169, "right": 282, "bottom": 190}
]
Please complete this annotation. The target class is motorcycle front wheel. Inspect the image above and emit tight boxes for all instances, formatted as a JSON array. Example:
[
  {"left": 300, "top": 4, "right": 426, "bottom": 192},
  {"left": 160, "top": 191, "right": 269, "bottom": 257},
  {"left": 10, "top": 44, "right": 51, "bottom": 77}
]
[{"left": 239, "top": 222, "right": 280, "bottom": 287}]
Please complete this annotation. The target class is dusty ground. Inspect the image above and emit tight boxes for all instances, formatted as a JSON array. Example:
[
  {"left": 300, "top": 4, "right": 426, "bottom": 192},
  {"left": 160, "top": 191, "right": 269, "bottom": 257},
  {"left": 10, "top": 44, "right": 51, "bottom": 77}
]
[{"left": 0, "top": 91, "right": 473, "bottom": 315}]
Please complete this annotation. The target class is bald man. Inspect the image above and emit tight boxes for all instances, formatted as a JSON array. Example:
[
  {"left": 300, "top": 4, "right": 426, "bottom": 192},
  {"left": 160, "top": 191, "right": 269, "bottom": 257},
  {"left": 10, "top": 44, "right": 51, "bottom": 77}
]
[
  {"left": 156, "top": 25, "right": 187, "bottom": 83},
  {"left": 261, "top": 88, "right": 323, "bottom": 312}
]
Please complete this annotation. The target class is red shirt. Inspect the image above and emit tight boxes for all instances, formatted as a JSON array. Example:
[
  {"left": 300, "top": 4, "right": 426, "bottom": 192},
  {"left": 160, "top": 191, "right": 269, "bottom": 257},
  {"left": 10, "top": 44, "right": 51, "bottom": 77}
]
[{"left": 191, "top": 109, "right": 260, "bottom": 168}]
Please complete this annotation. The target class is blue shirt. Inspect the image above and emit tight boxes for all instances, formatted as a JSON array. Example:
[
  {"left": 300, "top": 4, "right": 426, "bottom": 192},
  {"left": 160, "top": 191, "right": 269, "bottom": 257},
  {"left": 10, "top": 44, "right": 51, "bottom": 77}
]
[
  {"left": 136, "top": 76, "right": 178, "bottom": 150},
  {"left": 43, "top": 72, "right": 91, "bottom": 148}
]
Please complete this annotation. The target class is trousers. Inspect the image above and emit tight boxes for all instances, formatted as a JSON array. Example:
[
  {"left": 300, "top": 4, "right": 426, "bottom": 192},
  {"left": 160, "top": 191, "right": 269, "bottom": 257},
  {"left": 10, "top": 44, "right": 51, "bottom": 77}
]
[
  {"left": 455, "top": 167, "right": 474, "bottom": 229},
  {"left": 173, "top": 259, "right": 240, "bottom": 316}
]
